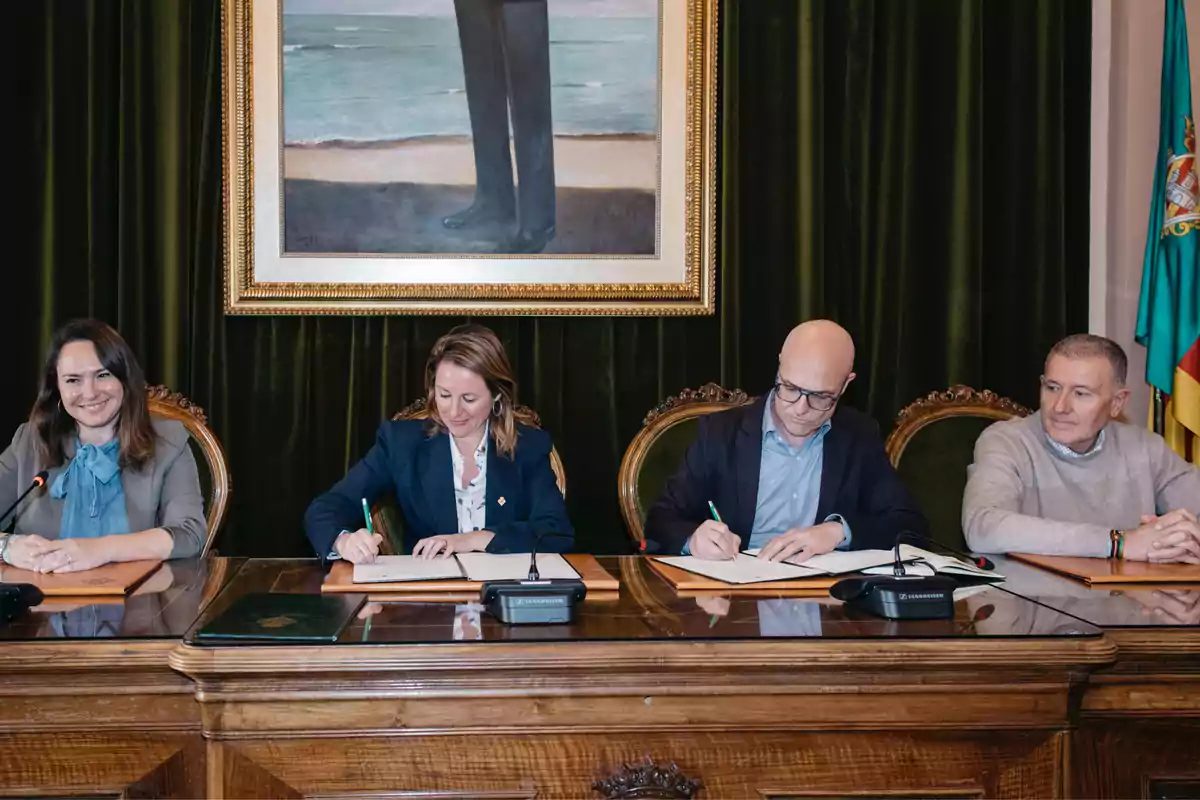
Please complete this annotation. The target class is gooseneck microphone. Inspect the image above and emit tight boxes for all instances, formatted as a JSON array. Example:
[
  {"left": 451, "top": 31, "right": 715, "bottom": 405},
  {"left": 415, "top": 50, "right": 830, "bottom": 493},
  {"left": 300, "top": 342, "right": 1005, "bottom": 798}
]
[
  {"left": 829, "top": 529, "right": 972, "bottom": 621},
  {"left": 892, "top": 530, "right": 996, "bottom": 576},
  {"left": 527, "top": 534, "right": 541, "bottom": 581},
  {"left": 1, "top": 470, "right": 50, "bottom": 532},
  {"left": 0, "top": 471, "right": 51, "bottom": 625},
  {"left": 481, "top": 531, "right": 586, "bottom": 625}
]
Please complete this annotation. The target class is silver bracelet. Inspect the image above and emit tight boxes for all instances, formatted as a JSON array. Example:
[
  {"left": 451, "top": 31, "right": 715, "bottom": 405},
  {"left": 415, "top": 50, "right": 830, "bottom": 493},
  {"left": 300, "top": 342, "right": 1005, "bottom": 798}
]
[{"left": 0, "top": 534, "right": 16, "bottom": 566}]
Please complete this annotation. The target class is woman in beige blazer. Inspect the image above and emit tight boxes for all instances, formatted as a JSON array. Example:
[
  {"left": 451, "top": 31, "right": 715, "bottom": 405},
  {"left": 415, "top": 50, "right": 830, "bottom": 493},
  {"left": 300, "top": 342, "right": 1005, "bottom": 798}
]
[{"left": 0, "top": 319, "right": 205, "bottom": 572}]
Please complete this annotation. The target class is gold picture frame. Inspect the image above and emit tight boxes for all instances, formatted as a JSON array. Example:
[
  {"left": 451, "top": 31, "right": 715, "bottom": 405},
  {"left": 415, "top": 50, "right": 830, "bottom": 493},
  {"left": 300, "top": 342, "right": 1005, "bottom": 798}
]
[{"left": 221, "top": 0, "right": 719, "bottom": 316}]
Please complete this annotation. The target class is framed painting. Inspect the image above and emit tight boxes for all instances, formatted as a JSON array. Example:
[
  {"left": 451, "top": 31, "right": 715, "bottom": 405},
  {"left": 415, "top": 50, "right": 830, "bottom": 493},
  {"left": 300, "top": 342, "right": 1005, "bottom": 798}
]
[{"left": 222, "top": 0, "right": 719, "bottom": 315}]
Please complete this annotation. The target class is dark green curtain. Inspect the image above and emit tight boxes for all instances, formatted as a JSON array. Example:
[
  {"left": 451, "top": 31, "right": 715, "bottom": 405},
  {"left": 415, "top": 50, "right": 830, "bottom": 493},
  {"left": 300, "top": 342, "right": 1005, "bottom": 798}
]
[{"left": 8, "top": 0, "right": 1090, "bottom": 557}]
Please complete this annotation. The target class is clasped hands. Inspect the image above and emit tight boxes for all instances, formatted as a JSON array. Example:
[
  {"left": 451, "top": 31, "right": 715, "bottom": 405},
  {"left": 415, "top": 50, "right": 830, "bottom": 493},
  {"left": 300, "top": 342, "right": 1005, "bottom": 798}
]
[
  {"left": 333, "top": 528, "right": 496, "bottom": 564},
  {"left": 1122, "top": 509, "right": 1200, "bottom": 564},
  {"left": 2, "top": 535, "right": 111, "bottom": 573},
  {"left": 686, "top": 519, "right": 844, "bottom": 563}
]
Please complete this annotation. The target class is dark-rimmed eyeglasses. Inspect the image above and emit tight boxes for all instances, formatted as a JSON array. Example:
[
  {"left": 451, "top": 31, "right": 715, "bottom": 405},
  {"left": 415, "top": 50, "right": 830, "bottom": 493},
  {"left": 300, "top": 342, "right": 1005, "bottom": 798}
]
[{"left": 774, "top": 378, "right": 842, "bottom": 411}]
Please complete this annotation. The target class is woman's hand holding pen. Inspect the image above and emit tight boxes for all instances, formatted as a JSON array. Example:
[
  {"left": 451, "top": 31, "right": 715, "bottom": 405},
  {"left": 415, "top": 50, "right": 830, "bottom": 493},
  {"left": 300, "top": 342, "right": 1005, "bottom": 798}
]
[
  {"left": 334, "top": 529, "right": 383, "bottom": 564},
  {"left": 687, "top": 520, "right": 740, "bottom": 560}
]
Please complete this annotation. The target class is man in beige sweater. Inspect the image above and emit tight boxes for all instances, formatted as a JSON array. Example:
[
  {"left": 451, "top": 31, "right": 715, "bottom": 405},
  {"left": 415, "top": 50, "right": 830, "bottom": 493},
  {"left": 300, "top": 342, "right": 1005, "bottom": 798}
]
[{"left": 963, "top": 335, "right": 1200, "bottom": 562}]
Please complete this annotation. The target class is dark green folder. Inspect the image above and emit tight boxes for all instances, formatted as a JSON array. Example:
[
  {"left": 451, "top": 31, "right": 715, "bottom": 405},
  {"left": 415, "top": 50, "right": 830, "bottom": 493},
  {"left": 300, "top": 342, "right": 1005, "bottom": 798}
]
[{"left": 194, "top": 593, "right": 366, "bottom": 643}]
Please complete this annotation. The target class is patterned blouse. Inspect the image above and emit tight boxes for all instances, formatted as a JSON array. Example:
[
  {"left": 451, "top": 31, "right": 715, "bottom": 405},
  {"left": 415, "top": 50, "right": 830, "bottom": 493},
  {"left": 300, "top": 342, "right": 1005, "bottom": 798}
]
[{"left": 450, "top": 426, "right": 489, "bottom": 534}]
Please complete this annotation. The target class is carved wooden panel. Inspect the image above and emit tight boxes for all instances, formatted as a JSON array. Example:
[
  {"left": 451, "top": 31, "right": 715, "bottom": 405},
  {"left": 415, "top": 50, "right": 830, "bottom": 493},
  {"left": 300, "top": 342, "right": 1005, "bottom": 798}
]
[
  {"left": 594, "top": 758, "right": 701, "bottom": 798},
  {"left": 0, "top": 733, "right": 202, "bottom": 799},
  {"left": 1074, "top": 720, "right": 1200, "bottom": 800},
  {"left": 1146, "top": 778, "right": 1200, "bottom": 800},
  {"left": 205, "top": 731, "right": 1062, "bottom": 799}
]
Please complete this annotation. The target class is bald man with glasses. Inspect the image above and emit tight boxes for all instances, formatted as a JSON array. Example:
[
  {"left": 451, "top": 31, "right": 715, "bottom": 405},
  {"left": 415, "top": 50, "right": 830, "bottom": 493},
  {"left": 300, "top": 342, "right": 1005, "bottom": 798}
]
[{"left": 646, "top": 320, "right": 927, "bottom": 561}]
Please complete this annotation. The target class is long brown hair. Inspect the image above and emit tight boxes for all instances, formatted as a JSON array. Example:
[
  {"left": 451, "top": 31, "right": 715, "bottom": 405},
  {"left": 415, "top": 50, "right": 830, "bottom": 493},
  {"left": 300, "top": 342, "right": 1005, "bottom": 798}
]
[
  {"left": 424, "top": 324, "right": 520, "bottom": 457},
  {"left": 28, "top": 319, "right": 156, "bottom": 471}
]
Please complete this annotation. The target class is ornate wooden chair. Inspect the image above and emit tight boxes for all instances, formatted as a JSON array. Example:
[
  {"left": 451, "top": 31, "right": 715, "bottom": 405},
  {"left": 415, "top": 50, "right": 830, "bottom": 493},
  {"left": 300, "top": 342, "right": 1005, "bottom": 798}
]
[
  {"left": 371, "top": 398, "right": 566, "bottom": 554},
  {"left": 146, "top": 386, "right": 231, "bottom": 557},
  {"left": 884, "top": 385, "right": 1032, "bottom": 552},
  {"left": 617, "top": 383, "right": 755, "bottom": 544}
]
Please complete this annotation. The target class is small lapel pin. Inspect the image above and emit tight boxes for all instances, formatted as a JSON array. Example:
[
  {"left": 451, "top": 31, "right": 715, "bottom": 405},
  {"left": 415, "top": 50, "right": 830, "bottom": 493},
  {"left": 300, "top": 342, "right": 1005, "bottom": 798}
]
[{"left": 497, "top": 497, "right": 506, "bottom": 506}]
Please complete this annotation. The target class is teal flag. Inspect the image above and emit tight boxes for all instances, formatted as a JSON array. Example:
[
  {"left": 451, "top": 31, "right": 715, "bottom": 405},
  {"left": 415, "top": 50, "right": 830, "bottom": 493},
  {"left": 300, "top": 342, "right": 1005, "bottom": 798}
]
[{"left": 1135, "top": 0, "right": 1199, "bottom": 398}]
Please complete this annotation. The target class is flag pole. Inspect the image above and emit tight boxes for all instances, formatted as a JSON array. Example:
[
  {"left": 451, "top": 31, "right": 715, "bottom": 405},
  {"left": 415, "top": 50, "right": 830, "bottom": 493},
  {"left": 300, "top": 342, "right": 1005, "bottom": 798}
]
[{"left": 1152, "top": 388, "right": 1166, "bottom": 435}]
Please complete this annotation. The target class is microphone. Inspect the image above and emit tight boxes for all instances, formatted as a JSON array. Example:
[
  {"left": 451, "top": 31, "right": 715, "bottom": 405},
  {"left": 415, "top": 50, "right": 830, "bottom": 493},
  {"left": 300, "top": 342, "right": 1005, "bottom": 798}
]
[
  {"left": 1, "top": 470, "right": 50, "bottom": 532},
  {"left": 527, "top": 534, "right": 541, "bottom": 581},
  {"left": 892, "top": 530, "right": 995, "bottom": 576},
  {"left": 0, "top": 582, "right": 45, "bottom": 623},
  {"left": 480, "top": 531, "right": 586, "bottom": 625},
  {"left": 829, "top": 529, "right": 972, "bottom": 620}
]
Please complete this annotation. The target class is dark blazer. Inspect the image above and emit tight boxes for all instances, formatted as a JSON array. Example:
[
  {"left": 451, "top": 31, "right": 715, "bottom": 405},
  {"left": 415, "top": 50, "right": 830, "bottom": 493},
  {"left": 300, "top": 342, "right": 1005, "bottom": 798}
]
[
  {"left": 304, "top": 419, "right": 573, "bottom": 560},
  {"left": 645, "top": 396, "right": 927, "bottom": 555}
]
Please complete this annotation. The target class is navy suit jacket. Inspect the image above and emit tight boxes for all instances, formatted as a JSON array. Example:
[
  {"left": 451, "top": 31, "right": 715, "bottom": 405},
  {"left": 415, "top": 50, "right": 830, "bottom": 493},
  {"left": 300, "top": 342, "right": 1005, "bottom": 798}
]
[
  {"left": 645, "top": 396, "right": 927, "bottom": 555},
  {"left": 304, "top": 419, "right": 573, "bottom": 560}
]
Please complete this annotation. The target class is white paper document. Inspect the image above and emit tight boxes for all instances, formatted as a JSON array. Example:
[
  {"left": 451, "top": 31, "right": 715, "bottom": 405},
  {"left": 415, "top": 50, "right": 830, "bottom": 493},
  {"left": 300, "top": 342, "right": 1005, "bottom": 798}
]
[
  {"left": 352, "top": 555, "right": 466, "bottom": 584},
  {"left": 455, "top": 553, "right": 580, "bottom": 582},
  {"left": 655, "top": 554, "right": 823, "bottom": 584},
  {"left": 742, "top": 548, "right": 899, "bottom": 575}
]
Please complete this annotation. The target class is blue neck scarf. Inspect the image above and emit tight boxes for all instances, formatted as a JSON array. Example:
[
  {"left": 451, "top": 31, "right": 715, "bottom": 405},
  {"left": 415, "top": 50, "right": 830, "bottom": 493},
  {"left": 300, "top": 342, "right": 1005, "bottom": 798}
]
[{"left": 49, "top": 438, "right": 130, "bottom": 539}]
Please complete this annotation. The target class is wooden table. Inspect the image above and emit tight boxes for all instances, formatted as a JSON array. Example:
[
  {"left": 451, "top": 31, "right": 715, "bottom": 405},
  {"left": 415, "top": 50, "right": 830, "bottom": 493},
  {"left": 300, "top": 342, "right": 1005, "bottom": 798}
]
[
  {"left": 0, "top": 557, "right": 243, "bottom": 798},
  {"left": 3, "top": 555, "right": 1195, "bottom": 798},
  {"left": 168, "top": 557, "right": 1116, "bottom": 799},
  {"left": 988, "top": 555, "right": 1200, "bottom": 800}
]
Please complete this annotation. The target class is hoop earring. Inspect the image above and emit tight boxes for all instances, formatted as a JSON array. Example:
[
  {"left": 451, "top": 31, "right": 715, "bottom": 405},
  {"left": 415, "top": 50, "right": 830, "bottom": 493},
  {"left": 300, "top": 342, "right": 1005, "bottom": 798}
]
[{"left": 492, "top": 395, "right": 502, "bottom": 415}]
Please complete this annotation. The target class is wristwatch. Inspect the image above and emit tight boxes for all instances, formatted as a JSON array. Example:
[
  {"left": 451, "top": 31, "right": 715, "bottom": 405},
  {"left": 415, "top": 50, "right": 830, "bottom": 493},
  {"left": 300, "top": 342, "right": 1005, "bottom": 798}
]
[{"left": 327, "top": 530, "right": 351, "bottom": 561}]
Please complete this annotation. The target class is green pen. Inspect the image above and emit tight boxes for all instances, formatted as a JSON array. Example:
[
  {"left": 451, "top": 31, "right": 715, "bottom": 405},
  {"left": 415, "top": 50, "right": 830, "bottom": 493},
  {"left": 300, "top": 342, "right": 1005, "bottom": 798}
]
[
  {"left": 360, "top": 498, "right": 378, "bottom": 565},
  {"left": 706, "top": 500, "right": 730, "bottom": 623},
  {"left": 706, "top": 500, "right": 735, "bottom": 562},
  {"left": 362, "top": 497, "right": 374, "bottom": 534}
]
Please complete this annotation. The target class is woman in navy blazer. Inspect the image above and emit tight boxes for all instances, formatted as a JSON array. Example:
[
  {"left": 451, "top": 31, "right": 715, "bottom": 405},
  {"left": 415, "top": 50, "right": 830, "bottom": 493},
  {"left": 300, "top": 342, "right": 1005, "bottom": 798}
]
[{"left": 304, "top": 324, "right": 573, "bottom": 563}]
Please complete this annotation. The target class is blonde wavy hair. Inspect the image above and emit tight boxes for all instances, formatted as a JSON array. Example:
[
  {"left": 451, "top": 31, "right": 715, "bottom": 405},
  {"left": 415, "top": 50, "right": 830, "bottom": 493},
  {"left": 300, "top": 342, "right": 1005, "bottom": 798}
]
[{"left": 424, "top": 324, "right": 520, "bottom": 458}]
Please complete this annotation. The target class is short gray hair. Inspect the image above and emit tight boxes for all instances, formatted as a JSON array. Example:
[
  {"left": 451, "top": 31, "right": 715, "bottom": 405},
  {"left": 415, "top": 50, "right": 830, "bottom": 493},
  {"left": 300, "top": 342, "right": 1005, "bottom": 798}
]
[{"left": 1047, "top": 334, "right": 1128, "bottom": 386}]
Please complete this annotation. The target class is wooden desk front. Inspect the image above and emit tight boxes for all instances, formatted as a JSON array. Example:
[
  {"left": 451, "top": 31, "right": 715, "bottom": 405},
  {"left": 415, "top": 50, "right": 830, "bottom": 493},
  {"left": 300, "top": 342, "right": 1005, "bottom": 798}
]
[
  {"left": 0, "top": 557, "right": 243, "bottom": 798},
  {"left": 169, "top": 558, "right": 1113, "bottom": 799},
  {"left": 987, "top": 555, "right": 1200, "bottom": 800}
]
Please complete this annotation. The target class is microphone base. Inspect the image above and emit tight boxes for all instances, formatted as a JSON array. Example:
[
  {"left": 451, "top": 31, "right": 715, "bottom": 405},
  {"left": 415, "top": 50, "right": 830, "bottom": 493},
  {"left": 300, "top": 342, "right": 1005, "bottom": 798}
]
[
  {"left": 0, "top": 583, "right": 45, "bottom": 624},
  {"left": 829, "top": 576, "right": 957, "bottom": 620},
  {"left": 480, "top": 579, "right": 587, "bottom": 625}
]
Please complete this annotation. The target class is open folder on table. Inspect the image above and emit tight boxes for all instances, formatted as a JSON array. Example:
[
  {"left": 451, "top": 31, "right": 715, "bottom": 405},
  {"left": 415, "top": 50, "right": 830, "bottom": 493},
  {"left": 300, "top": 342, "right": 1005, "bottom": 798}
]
[
  {"left": 351, "top": 553, "right": 580, "bottom": 584},
  {"left": 655, "top": 546, "right": 1002, "bottom": 586}
]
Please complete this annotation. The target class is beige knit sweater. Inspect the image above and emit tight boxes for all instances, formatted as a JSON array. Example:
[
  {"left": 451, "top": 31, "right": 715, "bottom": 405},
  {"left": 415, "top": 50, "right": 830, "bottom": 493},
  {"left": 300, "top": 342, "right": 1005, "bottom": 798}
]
[{"left": 962, "top": 413, "right": 1200, "bottom": 557}]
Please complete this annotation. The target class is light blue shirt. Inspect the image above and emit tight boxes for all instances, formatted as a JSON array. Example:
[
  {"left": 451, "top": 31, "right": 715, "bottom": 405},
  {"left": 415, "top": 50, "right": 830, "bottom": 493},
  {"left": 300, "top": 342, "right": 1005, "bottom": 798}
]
[
  {"left": 683, "top": 394, "right": 850, "bottom": 555},
  {"left": 748, "top": 395, "right": 850, "bottom": 550},
  {"left": 1043, "top": 424, "right": 1106, "bottom": 459}
]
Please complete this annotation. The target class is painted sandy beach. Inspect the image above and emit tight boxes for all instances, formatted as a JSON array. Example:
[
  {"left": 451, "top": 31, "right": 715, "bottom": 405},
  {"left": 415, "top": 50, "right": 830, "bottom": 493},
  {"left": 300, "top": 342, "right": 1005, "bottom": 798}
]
[{"left": 284, "top": 134, "right": 657, "bottom": 255}]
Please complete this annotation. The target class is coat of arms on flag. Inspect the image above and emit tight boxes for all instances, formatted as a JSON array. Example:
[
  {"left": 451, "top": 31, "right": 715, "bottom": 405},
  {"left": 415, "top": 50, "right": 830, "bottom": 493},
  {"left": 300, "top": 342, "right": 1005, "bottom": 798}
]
[{"left": 1163, "top": 116, "right": 1197, "bottom": 237}]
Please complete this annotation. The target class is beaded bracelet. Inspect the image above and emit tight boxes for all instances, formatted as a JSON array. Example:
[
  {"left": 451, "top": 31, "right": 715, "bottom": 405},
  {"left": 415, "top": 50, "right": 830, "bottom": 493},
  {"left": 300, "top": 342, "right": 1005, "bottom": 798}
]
[{"left": 1108, "top": 529, "right": 1126, "bottom": 560}]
